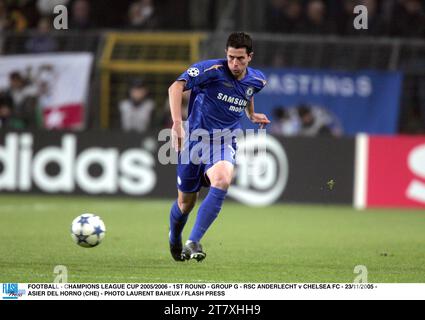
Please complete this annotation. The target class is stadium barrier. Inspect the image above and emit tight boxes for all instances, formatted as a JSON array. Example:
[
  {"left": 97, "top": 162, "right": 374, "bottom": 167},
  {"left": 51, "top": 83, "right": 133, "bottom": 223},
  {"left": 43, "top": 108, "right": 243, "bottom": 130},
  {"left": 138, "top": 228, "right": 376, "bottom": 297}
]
[
  {"left": 354, "top": 135, "right": 425, "bottom": 209},
  {"left": 99, "top": 32, "right": 206, "bottom": 129},
  {"left": 0, "top": 131, "right": 354, "bottom": 205},
  {"left": 1, "top": 131, "right": 424, "bottom": 209}
]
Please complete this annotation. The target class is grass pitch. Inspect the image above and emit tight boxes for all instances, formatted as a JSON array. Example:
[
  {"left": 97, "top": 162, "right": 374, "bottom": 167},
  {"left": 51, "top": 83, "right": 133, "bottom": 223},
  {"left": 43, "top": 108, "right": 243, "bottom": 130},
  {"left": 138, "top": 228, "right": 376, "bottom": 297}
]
[{"left": 0, "top": 195, "right": 424, "bottom": 283}]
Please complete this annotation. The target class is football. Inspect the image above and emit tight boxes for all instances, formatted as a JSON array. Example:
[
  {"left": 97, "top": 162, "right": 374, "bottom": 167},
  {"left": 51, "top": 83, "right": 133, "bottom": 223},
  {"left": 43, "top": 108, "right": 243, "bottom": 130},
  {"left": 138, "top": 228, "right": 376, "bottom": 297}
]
[{"left": 71, "top": 214, "right": 106, "bottom": 248}]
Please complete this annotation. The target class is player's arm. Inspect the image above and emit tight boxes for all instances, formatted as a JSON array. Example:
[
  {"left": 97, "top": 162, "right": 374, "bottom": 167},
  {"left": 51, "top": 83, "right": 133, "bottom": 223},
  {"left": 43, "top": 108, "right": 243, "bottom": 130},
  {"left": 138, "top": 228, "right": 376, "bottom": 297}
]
[
  {"left": 246, "top": 97, "right": 271, "bottom": 129},
  {"left": 168, "top": 80, "right": 186, "bottom": 152}
]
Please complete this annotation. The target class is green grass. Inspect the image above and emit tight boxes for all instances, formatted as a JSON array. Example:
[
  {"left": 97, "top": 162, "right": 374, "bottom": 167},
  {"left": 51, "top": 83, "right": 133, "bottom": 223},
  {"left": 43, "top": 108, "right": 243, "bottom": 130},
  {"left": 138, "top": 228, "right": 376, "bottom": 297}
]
[{"left": 0, "top": 195, "right": 424, "bottom": 283}]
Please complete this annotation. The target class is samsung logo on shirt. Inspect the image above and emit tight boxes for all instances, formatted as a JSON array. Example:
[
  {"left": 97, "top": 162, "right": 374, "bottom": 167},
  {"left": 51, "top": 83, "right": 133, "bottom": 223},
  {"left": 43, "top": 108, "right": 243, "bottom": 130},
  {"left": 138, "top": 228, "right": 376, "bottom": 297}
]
[
  {"left": 217, "top": 93, "right": 248, "bottom": 107},
  {"left": 228, "top": 105, "right": 245, "bottom": 113}
]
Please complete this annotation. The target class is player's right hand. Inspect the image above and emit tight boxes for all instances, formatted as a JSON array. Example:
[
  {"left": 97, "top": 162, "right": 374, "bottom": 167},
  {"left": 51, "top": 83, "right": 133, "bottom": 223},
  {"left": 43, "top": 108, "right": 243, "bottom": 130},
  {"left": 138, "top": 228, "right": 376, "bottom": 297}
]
[{"left": 171, "top": 121, "right": 185, "bottom": 152}]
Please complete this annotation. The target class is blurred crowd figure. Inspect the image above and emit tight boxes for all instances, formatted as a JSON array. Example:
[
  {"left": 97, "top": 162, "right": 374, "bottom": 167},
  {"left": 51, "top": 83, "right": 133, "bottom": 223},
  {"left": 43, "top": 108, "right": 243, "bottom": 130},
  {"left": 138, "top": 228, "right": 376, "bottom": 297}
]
[
  {"left": 119, "top": 79, "right": 155, "bottom": 133},
  {"left": 266, "top": 0, "right": 425, "bottom": 37},
  {"left": 25, "top": 16, "right": 58, "bottom": 53},
  {"left": 0, "top": 0, "right": 423, "bottom": 38},
  {"left": 127, "top": 0, "right": 158, "bottom": 30},
  {"left": 0, "top": 0, "right": 423, "bottom": 133},
  {"left": 270, "top": 105, "right": 343, "bottom": 137},
  {"left": 0, "top": 71, "right": 38, "bottom": 129},
  {"left": 0, "top": 0, "right": 190, "bottom": 32}
]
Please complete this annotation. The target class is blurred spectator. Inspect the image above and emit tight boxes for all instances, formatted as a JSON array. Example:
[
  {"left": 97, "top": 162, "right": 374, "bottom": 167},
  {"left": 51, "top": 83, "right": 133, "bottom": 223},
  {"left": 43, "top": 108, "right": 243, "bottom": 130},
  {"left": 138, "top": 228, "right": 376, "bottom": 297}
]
[
  {"left": 155, "top": 0, "right": 189, "bottom": 30},
  {"left": 339, "top": 0, "right": 388, "bottom": 36},
  {"left": 265, "top": 0, "right": 304, "bottom": 34},
  {"left": 69, "top": 0, "right": 94, "bottom": 30},
  {"left": 361, "top": 0, "right": 387, "bottom": 35},
  {"left": 0, "top": 0, "right": 28, "bottom": 31},
  {"left": 263, "top": 0, "right": 425, "bottom": 38},
  {"left": 269, "top": 105, "right": 343, "bottom": 137},
  {"left": 0, "top": 91, "right": 13, "bottom": 128},
  {"left": 298, "top": 105, "right": 321, "bottom": 135},
  {"left": 189, "top": 0, "right": 213, "bottom": 30},
  {"left": 0, "top": 0, "right": 422, "bottom": 38},
  {"left": 271, "top": 52, "right": 287, "bottom": 67},
  {"left": 16, "top": 0, "right": 40, "bottom": 29},
  {"left": 270, "top": 107, "right": 300, "bottom": 136},
  {"left": 25, "top": 17, "right": 58, "bottom": 53},
  {"left": 337, "top": 0, "right": 357, "bottom": 35},
  {"left": 127, "top": 0, "right": 158, "bottom": 29},
  {"left": 297, "top": 105, "right": 342, "bottom": 136},
  {"left": 1, "top": 72, "right": 38, "bottom": 129},
  {"left": 37, "top": 0, "right": 70, "bottom": 16},
  {"left": 0, "top": 0, "right": 11, "bottom": 31},
  {"left": 265, "top": 0, "right": 286, "bottom": 32},
  {"left": 390, "top": 0, "right": 425, "bottom": 38},
  {"left": 300, "top": 0, "right": 335, "bottom": 34},
  {"left": 285, "top": 0, "right": 304, "bottom": 33},
  {"left": 119, "top": 79, "right": 155, "bottom": 133}
]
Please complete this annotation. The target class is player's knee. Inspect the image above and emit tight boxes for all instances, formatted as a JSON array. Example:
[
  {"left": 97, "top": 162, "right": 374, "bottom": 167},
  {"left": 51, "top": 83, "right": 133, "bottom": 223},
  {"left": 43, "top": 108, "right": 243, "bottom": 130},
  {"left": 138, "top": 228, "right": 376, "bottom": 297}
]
[
  {"left": 178, "top": 198, "right": 196, "bottom": 214},
  {"left": 210, "top": 174, "right": 232, "bottom": 190}
]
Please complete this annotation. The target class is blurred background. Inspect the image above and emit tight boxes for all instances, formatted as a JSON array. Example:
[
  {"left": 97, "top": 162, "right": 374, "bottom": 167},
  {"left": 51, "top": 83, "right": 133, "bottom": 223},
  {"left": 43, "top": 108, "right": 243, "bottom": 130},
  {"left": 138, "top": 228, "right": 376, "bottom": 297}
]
[
  {"left": 0, "top": 0, "right": 424, "bottom": 208},
  {"left": 0, "top": 0, "right": 424, "bottom": 134}
]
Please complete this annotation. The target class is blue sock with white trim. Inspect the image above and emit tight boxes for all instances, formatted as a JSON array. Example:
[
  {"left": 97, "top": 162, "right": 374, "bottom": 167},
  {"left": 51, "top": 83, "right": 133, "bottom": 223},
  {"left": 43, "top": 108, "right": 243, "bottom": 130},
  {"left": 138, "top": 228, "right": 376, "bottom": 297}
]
[{"left": 189, "top": 187, "right": 227, "bottom": 242}]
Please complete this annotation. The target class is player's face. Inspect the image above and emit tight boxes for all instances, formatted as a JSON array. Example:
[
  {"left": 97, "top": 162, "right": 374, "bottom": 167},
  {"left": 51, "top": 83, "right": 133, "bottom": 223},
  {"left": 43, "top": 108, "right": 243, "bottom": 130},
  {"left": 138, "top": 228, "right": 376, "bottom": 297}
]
[{"left": 226, "top": 47, "right": 252, "bottom": 78}]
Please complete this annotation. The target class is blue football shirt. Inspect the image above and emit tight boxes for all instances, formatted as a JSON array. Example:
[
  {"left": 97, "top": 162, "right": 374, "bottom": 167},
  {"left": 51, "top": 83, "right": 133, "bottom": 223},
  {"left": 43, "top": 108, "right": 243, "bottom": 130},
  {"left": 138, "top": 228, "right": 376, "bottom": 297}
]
[{"left": 177, "top": 59, "right": 267, "bottom": 134}]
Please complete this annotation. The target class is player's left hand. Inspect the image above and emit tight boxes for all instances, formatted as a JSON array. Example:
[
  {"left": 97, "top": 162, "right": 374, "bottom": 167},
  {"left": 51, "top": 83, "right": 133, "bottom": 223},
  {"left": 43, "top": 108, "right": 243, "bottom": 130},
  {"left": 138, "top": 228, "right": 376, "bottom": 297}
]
[{"left": 250, "top": 113, "right": 271, "bottom": 129}]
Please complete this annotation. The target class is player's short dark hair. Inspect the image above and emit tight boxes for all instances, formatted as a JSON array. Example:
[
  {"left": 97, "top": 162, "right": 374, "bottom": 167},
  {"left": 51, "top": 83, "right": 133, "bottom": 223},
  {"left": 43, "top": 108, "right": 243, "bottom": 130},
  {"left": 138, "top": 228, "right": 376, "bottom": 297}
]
[{"left": 226, "top": 32, "right": 253, "bottom": 54}]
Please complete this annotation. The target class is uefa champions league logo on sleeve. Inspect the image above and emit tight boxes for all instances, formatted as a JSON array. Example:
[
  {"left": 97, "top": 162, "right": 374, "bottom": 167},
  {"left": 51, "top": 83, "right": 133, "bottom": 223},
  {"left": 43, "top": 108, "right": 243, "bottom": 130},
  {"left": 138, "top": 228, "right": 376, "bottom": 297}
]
[
  {"left": 187, "top": 67, "right": 200, "bottom": 77},
  {"left": 2, "top": 283, "right": 26, "bottom": 299}
]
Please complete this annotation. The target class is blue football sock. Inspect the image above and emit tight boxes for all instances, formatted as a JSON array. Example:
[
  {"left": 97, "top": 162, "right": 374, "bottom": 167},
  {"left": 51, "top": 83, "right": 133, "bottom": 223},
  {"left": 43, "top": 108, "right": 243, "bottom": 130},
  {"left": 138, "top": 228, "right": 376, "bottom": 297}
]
[
  {"left": 169, "top": 201, "right": 189, "bottom": 245},
  {"left": 189, "top": 187, "right": 227, "bottom": 243}
]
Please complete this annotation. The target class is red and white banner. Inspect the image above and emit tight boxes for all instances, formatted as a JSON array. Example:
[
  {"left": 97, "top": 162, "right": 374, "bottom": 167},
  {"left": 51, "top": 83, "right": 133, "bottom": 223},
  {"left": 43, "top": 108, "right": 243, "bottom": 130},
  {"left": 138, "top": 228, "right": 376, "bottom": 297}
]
[
  {"left": 355, "top": 135, "right": 425, "bottom": 209},
  {"left": 0, "top": 53, "right": 93, "bottom": 129}
]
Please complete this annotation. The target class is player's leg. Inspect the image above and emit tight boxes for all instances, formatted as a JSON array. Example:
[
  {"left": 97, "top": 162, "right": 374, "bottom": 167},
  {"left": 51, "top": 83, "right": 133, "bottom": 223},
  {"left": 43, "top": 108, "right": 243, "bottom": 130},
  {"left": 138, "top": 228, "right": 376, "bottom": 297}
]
[
  {"left": 170, "top": 190, "right": 198, "bottom": 243},
  {"left": 169, "top": 153, "right": 203, "bottom": 261},
  {"left": 184, "top": 161, "right": 233, "bottom": 261},
  {"left": 169, "top": 190, "right": 198, "bottom": 261}
]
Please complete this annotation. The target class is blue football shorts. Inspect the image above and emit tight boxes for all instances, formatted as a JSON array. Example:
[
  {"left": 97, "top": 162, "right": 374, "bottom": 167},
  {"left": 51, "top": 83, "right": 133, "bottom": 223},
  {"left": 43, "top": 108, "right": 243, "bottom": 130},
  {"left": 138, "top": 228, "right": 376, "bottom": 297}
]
[{"left": 176, "top": 138, "right": 237, "bottom": 193}]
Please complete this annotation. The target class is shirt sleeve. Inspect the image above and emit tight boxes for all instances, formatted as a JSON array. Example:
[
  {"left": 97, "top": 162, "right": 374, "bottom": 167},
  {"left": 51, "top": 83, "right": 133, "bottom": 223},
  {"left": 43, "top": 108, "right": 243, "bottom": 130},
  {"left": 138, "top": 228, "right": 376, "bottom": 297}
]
[
  {"left": 177, "top": 61, "right": 220, "bottom": 91},
  {"left": 253, "top": 71, "right": 267, "bottom": 94}
]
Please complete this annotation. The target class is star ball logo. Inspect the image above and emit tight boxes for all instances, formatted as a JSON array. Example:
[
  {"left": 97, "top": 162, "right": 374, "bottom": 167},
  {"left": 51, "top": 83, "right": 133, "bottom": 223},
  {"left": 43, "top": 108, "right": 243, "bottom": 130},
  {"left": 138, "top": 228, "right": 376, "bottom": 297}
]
[
  {"left": 2, "top": 283, "right": 26, "bottom": 299},
  {"left": 187, "top": 67, "right": 200, "bottom": 77}
]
